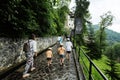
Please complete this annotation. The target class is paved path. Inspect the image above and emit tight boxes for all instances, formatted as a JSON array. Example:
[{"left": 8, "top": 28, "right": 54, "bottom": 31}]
[{"left": 2, "top": 43, "right": 78, "bottom": 80}]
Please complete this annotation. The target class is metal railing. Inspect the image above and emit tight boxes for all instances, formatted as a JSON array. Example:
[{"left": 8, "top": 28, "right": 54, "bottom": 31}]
[{"left": 74, "top": 46, "right": 108, "bottom": 80}]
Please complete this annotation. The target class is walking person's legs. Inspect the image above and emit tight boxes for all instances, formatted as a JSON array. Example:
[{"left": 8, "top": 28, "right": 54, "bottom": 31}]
[
  {"left": 47, "top": 58, "right": 52, "bottom": 67},
  {"left": 67, "top": 53, "right": 70, "bottom": 60},
  {"left": 23, "top": 54, "right": 35, "bottom": 78},
  {"left": 23, "top": 60, "right": 31, "bottom": 78},
  {"left": 66, "top": 51, "right": 71, "bottom": 60},
  {"left": 66, "top": 52, "right": 68, "bottom": 59},
  {"left": 49, "top": 59, "right": 52, "bottom": 65},
  {"left": 30, "top": 57, "right": 36, "bottom": 71},
  {"left": 60, "top": 55, "right": 64, "bottom": 66},
  {"left": 62, "top": 58, "right": 64, "bottom": 64}
]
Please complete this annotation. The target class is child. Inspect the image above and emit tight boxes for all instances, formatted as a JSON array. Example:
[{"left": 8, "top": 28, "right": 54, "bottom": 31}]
[
  {"left": 58, "top": 43, "right": 66, "bottom": 66},
  {"left": 46, "top": 48, "right": 53, "bottom": 67}
]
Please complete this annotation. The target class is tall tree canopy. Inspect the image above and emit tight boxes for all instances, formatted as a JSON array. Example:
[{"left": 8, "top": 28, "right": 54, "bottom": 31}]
[
  {"left": 0, "top": 0, "right": 69, "bottom": 38},
  {"left": 74, "top": 0, "right": 90, "bottom": 46},
  {"left": 96, "top": 11, "right": 113, "bottom": 57}
]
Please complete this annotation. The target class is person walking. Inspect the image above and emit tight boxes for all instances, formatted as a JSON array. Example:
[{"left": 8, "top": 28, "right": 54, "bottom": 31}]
[
  {"left": 23, "top": 34, "right": 37, "bottom": 78},
  {"left": 57, "top": 35, "right": 63, "bottom": 48},
  {"left": 65, "top": 38, "right": 73, "bottom": 60},
  {"left": 57, "top": 35, "right": 63, "bottom": 43},
  {"left": 58, "top": 43, "right": 65, "bottom": 66},
  {"left": 46, "top": 47, "right": 53, "bottom": 67}
]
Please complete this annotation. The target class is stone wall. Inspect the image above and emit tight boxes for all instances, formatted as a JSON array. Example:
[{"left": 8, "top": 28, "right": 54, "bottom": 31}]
[{"left": 0, "top": 37, "right": 57, "bottom": 71}]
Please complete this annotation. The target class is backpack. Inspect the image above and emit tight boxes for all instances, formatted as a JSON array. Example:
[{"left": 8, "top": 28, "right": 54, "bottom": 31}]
[{"left": 23, "top": 41, "right": 30, "bottom": 53}]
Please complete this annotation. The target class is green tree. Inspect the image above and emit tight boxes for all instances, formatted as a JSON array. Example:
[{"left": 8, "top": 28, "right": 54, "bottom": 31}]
[
  {"left": 86, "top": 23, "right": 99, "bottom": 59},
  {"left": 113, "top": 43, "right": 120, "bottom": 62},
  {"left": 0, "top": 0, "right": 69, "bottom": 38},
  {"left": 105, "top": 43, "right": 120, "bottom": 62},
  {"left": 74, "top": 0, "right": 90, "bottom": 46},
  {"left": 105, "top": 46, "right": 120, "bottom": 80},
  {"left": 96, "top": 11, "right": 113, "bottom": 57},
  {"left": 0, "top": 0, "right": 24, "bottom": 38}
]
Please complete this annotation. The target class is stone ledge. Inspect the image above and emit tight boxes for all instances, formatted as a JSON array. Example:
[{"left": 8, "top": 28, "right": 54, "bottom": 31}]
[
  {"left": 0, "top": 42, "right": 56, "bottom": 79},
  {"left": 0, "top": 37, "right": 57, "bottom": 72}
]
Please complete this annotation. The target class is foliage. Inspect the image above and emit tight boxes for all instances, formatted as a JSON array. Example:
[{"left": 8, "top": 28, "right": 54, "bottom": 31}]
[
  {"left": 86, "top": 23, "right": 100, "bottom": 59},
  {"left": 86, "top": 25, "right": 120, "bottom": 61},
  {"left": 75, "top": 0, "right": 90, "bottom": 34},
  {"left": 56, "top": 5, "right": 69, "bottom": 35},
  {"left": 80, "top": 47, "right": 120, "bottom": 80},
  {"left": 52, "top": 0, "right": 71, "bottom": 7},
  {"left": 80, "top": 47, "right": 109, "bottom": 79},
  {"left": 113, "top": 43, "right": 120, "bottom": 62},
  {"left": 0, "top": 0, "right": 69, "bottom": 38},
  {"left": 84, "top": 12, "right": 113, "bottom": 59},
  {"left": 86, "top": 23, "right": 120, "bottom": 78},
  {"left": 92, "top": 24, "right": 120, "bottom": 45},
  {"left": 93, "top": 55, "right": 120, "bottom": 80},
  {"left": 73, "top": 0, "right": 90, "bottom": 46},
  {"left": 95, "top": 11, "right": 113, "bottom": 58},
  {"left": 105, "top": 43, "right": 120, "bottom": 62},
  {"left": 104, "top": 46, "right": 120, "bottom": 80},
  {"left": 106, "top": 30, "right": 120, "bottom": 45}
]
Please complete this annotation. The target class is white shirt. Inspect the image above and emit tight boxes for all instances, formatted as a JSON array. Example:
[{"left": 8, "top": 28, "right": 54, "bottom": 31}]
[
  {"left": 65, "top": 41, "right": 73, "bottom": 51},
  {"left": 29, "top": 39, "right": 37, "bottom": 53},
  {"left": 57, "top": 36, "right": 61, "bottom": 41}
]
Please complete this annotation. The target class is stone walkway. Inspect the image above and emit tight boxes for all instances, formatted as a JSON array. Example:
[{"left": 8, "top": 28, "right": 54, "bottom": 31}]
[{"left": 2, "top": 43, "right": 78, "bottom": 80}]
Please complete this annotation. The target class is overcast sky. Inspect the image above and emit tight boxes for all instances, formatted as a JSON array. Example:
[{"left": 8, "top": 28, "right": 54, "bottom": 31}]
[{"left": 69, "top": 0, "right": 120, "bottom": 33}]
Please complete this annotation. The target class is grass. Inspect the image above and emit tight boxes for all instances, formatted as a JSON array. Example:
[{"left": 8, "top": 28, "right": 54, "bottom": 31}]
[
  {"left": 80, "top": 52, "right": 120, "bottom": 80},
  {"left": 93, "top": 55, "right": 110, "bottom": 73},
  {"left": 92, "top": 55, "right": 110, "bottom": 79},
  {"left": 77, "top": 46, "right": 120, "bottom": 79},
  {"left": 93, "top": 55, "right": 120, "bottom": 79}
]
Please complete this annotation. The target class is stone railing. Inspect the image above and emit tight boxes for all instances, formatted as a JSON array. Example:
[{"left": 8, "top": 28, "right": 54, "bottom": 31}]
[{"left": 0, "top": 37, "right": 57, "bottom": 71}]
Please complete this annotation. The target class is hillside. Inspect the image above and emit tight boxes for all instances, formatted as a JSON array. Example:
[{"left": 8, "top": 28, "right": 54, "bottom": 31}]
[{"left": 92, "top": 25, "right": 120, "bottom": 45}]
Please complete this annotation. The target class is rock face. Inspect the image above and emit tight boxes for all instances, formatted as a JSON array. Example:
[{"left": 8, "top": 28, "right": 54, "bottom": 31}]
[{"left": 0, "top": 37, "right": 57, "bottom": 71}]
